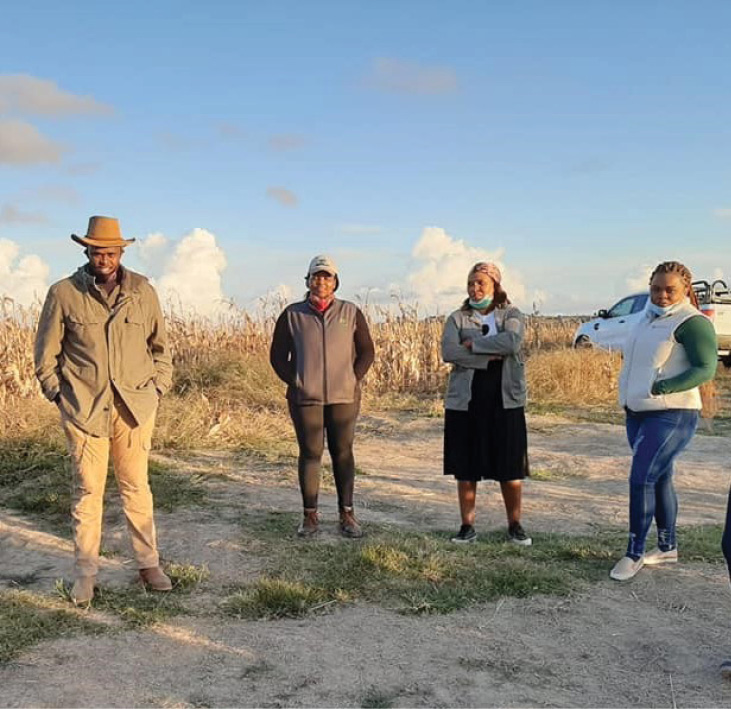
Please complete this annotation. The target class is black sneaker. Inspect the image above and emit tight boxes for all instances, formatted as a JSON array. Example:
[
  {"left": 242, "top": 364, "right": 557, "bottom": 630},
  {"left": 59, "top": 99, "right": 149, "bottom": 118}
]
[
  {"left": 451, "top": 524, "right": 477, "bottom": 544},
  {"left": 508, "top": 522, "right": 532, "bottom": 546}
]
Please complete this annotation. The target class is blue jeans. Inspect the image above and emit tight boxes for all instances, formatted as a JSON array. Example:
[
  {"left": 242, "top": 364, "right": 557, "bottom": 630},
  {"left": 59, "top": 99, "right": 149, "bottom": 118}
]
[{"left": 625, "top": 408, "right": 699, "bottom": 560}]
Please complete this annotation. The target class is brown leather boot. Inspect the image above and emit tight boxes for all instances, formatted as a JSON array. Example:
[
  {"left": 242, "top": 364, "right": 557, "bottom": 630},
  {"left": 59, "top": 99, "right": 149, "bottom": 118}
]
[
  {"left": 339, "top": 507, "right": 364, "bottom": 539},
  {"left": 297, "top": 508, "right": 319, "bottom": 538},
  {"left": 139, "top": 566, "right": 173, "bottom": 591},
  {"left": 71, "top": 576, "right": 96, "bottom": 605}
]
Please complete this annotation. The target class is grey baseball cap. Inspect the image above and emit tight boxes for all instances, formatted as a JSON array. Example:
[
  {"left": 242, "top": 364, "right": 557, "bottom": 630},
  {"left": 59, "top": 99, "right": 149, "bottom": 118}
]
[{"left": 307, "top": 254, "right": 338, "bottom": 277}]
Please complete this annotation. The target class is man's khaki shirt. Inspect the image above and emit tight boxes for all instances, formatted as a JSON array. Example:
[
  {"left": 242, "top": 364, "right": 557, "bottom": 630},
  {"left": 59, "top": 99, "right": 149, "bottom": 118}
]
[{"left": 34, "top": 265, "right": 173, "bottom": 436}]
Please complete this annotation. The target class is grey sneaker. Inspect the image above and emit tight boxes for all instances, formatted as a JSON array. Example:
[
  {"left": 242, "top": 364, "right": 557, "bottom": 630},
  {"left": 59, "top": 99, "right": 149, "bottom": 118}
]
[
  {"left": 610, "top": 555, "right": 644, "bottom": 581},
  {"left": 297, "top": 509, "right": 319, "bottom": 538},
  {"left": 451, "top": 524, "right": 477, "bottom": 544},
  {"left": 508, "top": 522, "right": 532, "bottom": 546},
  {"left": 644, "top": 548, "right": 678, "bottom": 565}
]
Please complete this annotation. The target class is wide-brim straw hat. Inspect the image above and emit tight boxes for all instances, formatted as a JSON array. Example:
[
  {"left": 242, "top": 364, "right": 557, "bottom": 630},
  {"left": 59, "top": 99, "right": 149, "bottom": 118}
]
[{"left": 71, "top": 216, "right": 135, "bottom": 247}]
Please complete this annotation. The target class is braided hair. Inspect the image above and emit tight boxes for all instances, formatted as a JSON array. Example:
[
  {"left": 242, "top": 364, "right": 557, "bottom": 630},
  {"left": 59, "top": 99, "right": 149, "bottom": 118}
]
[
  {"left": 649, "top": 261, "right": 699, "bottom": 308},
  {"left": 650, "top": 260, "right": 717, "bottom": 418}
]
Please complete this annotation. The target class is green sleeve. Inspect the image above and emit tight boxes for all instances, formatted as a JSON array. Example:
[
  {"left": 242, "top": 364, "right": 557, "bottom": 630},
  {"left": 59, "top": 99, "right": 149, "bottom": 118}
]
[{"left": 652, "top": 315, "right": 717, "bottom": 395}]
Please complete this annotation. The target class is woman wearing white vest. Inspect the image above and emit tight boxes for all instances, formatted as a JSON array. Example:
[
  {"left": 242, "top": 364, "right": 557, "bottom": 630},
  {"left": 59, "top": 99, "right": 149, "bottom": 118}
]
[{"left": 610, "top": 261, "right": 717, "bottom": 581}]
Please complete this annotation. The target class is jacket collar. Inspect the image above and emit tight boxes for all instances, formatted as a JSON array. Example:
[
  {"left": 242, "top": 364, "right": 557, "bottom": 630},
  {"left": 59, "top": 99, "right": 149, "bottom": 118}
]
[{"left": 73, "top": 264, "right": 144, "bottom": 297}]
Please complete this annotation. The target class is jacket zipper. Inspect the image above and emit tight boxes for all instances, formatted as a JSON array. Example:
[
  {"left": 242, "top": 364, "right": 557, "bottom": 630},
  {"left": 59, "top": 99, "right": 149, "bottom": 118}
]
[{"left": 321, "top": 309, "right": 328, "bottom": 402}]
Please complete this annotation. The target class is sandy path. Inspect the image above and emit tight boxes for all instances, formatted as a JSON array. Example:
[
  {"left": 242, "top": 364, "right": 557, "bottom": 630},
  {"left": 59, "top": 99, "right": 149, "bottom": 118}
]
[{"left": 1, "top": 413, "right": 731, "bottom": 707}]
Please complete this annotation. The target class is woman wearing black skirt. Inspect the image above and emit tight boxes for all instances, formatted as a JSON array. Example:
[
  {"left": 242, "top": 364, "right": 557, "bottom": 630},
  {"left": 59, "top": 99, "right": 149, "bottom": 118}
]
[{"left": 441, "top": 261, "right": 530, "bottom": 545}]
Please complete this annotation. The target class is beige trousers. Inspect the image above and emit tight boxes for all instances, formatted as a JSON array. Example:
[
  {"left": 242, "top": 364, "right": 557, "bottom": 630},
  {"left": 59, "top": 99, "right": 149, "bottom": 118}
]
[{"left": 61, "top": 397, "right": 159, "bottom": 577}]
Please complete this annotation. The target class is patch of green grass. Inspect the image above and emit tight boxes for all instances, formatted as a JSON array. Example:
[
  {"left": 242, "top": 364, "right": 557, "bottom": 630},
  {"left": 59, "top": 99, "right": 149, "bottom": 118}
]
[
  {"left": 231, "top": 515, "right": 630, "bottom": 618},
  {"left": 0, "top": 432, "right": 70, "bottom": 522},
  {"left": 89, "top": 584, "right": 187, "bottom": 628},
  {"left": 0, "top": 589, "right": 104, "bottom": 663},
  {"left": 222, "top": 577, "right": 334, "bottom": 619},
  {"left": 0, "top": 437, "right": 206, "bottom": 530},
  {"left": 677, "top": 525, "right": 724, "bottom": 562},
  {"left": 53, "top": 562, "right": 208, "bottom": 626},
  {"left": 166, "top": 562, "right": 210, "bottom": 591},
  {"left": 148, "top": 460, "right": 208, "bottom": 512}
]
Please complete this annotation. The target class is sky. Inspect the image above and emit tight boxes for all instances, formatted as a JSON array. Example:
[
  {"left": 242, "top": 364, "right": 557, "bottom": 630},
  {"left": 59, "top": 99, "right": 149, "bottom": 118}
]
[{"left": 1, "top": 0, "right": 730, "bottom": 316}]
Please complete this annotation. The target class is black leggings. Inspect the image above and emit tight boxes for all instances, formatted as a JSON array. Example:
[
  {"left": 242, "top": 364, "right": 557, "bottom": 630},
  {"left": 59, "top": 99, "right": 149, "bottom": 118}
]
[{"left": 288, "top": 401, "right": 360, "bottom": 509}]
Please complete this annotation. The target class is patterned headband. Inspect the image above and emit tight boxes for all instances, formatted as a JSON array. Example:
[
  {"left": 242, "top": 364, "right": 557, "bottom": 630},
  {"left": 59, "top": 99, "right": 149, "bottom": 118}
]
[{"left": 470, "top": 262, "right": 502, "bottom": 285}]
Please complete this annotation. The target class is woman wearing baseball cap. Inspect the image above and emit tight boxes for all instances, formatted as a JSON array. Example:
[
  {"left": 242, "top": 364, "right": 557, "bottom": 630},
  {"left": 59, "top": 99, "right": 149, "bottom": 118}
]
[
  {"left": 441, "top": 261, "right": 531, "bottom": 545},
  {"left": 270, "top": 255, "right": 375, "bottom": 538}
]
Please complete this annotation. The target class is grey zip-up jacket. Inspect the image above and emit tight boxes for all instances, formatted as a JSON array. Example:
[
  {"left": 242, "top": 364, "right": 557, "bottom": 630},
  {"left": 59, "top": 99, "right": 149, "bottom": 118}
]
[
  {"left": 270, "top": 298, "right": 375, "bottom": 405},
  {"left": 441, "top": 304, "right": 526, "bottom": 411}
]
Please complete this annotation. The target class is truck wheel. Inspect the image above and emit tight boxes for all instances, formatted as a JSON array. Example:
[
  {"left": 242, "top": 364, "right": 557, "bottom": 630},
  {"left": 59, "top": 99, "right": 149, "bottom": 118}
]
[
  {"left": 574, "top": 335, "right": 592, "bottom": 349},
  {"left": 723, "top": 355, "right": 731, "bottom": 369}
]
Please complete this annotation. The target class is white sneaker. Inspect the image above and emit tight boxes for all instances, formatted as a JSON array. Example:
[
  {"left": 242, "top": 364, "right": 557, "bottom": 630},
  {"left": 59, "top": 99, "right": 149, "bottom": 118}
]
[
  {"left": 609, "top": 555, "right": 644, "bottom": 581},
  {"left": 644, "top": 548, "right": 678, "bottom": 565}
]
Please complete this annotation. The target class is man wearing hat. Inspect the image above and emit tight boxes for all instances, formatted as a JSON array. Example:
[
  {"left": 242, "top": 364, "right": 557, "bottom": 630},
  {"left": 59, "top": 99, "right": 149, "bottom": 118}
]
[{"left": 34, "top": 216, "right": 174, "bottom": 604}]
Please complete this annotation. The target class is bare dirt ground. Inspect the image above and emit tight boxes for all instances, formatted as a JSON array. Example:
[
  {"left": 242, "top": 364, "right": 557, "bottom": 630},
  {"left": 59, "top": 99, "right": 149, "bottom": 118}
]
[{"left": 2, "top": 412, "right": 731, "bottom": 708}]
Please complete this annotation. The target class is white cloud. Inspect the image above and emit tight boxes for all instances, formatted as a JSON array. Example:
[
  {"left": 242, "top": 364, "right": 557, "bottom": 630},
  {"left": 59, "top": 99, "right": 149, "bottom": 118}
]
[
  {"left": 365, "top": 58, "right": 458, "bottom": 96},
  {"left": 0, "top": 239, "right": 50, "bottom": 306},
  {"left": 623, "top": 264, "right": 653, "bottom": 293},
  {"left": 136, "top": 232, "right": 168, "bottom": 267},
  {"left": 405, "top": 227, "right": 527, "bottom": 312},
  {"left": 0, "top": 74, "right": 112, "bottom": 117},
  {"left": 0, "top": 119, "right": 65, "bottom": 165},
  {"left": 0, "top": 204, "right": 49, "bottom": 225},
  {"left": 153, "top": 229, "right": 229, "bottom": 316},
  {"left": 266, "top": 186, "right": 298, "bottom": 208},
  {"left": 713, "top": 208, "right": 731, "bottom": 219}
]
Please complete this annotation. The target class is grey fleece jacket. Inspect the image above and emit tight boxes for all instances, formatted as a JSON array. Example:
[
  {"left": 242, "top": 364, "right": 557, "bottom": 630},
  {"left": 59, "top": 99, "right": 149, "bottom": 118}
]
[{"left": 441, "top": 304, "right": 527, "bottom": 411}]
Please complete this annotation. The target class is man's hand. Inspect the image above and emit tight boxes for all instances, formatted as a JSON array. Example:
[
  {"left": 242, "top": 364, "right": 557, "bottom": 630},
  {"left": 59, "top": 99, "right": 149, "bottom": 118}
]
[{"left": 462, "top": 339, "right": 473, "bottom": 350}]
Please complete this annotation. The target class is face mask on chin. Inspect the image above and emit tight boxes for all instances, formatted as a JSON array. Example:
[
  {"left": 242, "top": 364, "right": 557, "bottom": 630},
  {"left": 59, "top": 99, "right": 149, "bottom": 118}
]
[
  {"left": 469, "top": 296, "right": 493, "bottom": 309},
  {"left": 647, "top": 298, "right": 687, "bottom": 317}
]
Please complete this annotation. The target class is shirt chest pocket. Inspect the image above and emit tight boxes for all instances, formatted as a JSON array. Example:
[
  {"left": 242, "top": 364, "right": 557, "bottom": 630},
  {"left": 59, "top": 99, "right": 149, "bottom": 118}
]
[
  {"left": 123, "top": 308, "right": 146, "bottom": 328},
  {"left": 65, "top": 312, "right": 104, "bottom": 343}
]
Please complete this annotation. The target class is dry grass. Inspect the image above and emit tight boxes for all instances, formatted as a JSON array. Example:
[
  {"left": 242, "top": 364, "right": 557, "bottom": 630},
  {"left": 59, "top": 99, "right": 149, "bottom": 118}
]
[
  {"left": 0, "top": 299, "right": 39, "bottom": 405},
  {"left": 2, "top": 299, "right": 726, "bottom": 450},
  {"left": 527, "top": 348, "right": 622, "bottom": 408}
]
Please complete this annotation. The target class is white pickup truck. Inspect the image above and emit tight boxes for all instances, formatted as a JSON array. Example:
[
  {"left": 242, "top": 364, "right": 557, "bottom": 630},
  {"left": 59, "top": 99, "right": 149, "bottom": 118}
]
[
  {"left": 573, "top": 278, "right": 731, "bottom": 366},
  {"left": 694, "top": 279, "right": 731, "bottom": 366}
]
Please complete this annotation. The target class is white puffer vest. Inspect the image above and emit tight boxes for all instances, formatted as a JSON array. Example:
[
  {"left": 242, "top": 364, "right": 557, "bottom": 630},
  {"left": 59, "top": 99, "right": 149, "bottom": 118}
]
[{"left": 619, "top": 302, "right": 702, "bottom": 412}]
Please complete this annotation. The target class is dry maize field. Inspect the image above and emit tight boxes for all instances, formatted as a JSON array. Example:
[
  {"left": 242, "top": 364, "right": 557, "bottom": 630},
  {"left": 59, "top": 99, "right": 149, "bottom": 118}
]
[{"left": 1, "top": 299, "right": 596, "bottom": 408}]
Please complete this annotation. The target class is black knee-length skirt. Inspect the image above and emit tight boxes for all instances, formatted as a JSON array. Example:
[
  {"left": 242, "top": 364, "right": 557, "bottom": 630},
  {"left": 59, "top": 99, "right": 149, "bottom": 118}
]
[{"left": 444, "top": 360, "right": 529, "bottom": 482}]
